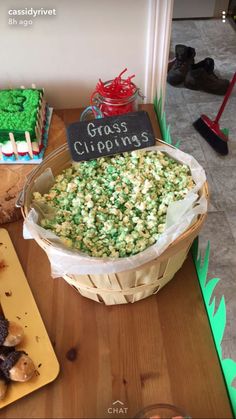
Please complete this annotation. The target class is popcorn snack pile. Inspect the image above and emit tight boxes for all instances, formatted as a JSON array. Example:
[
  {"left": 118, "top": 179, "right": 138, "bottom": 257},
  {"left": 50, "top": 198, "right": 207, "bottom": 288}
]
[{"left": 33, "top": 150, "right": 195, "bottom": 258}]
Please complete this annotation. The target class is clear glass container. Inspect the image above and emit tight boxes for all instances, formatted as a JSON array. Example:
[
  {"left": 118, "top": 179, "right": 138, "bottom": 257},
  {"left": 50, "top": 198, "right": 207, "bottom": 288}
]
[
  {"left": 134, "top": 403, "right": 190, "bottom": 419},
  {"left": 93, "top": 80, "right": 143, "bottom": 117}
]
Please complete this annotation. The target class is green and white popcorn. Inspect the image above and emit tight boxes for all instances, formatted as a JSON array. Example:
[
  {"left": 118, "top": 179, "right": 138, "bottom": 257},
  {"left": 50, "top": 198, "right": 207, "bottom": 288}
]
[{"left": 33, "top": 150, "right": 195, "bottom": 258}]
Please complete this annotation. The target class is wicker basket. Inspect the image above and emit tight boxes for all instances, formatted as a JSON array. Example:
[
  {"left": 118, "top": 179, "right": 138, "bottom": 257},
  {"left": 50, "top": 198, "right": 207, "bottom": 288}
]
[{"left": 21, "top": 141, "right": 209, "bottom": 305}]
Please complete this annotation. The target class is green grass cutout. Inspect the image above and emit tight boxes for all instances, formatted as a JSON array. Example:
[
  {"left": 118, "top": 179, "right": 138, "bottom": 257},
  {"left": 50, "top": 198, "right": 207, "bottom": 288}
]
[
  {"left": 192, "top": 238, "right": 236, "bottom": 417},
  {"left": 154, "top": 94, "right": 180, "bottom": 147}
]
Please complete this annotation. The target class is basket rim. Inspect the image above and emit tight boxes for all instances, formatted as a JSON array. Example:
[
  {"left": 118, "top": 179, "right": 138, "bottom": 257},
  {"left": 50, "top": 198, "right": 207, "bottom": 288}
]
[{"left": 21, "top": 141, "right": 209, "bottom": 256}]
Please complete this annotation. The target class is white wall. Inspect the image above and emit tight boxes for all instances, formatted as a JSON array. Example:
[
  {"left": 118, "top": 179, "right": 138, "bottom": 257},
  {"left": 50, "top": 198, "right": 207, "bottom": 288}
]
[{"left": 1, "top": 0, "right": 150, "bottom": 109}]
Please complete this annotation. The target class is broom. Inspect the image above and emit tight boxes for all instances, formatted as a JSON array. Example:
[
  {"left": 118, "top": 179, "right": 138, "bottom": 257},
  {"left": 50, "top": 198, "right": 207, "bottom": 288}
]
[{"left": 193, "top": 71, "right": 236, "bottom": 155}]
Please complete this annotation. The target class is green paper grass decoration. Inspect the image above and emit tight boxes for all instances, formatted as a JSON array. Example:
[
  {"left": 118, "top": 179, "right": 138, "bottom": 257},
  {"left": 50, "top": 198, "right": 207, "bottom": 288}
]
[
  {"left": 153, "top": 95, "right": 180, "bottom": 147},
  {"left": 192, "top": 238, "right": 236, "bottom": 417}
]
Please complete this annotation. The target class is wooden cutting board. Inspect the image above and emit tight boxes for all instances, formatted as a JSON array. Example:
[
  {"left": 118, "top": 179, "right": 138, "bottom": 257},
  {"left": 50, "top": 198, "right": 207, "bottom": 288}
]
[{"left": 0, "top": 113, "right": 66, "bottom": 225}]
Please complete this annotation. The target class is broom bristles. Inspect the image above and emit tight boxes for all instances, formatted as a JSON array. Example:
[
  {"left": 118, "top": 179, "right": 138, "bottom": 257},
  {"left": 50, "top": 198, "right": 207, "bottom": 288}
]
[{"left": 193, "top": 117, "right": 229, "bottom": 155}]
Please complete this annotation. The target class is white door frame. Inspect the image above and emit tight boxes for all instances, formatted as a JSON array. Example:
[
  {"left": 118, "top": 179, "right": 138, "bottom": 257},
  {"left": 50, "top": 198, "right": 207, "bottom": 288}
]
[{"left": 144, "top": 0, "right": 174, "bottom": 107}]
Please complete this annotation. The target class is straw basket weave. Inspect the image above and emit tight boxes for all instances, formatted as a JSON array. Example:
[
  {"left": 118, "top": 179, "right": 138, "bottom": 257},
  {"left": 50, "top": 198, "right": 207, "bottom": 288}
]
[{"left": 21, "top": 142, "right": 208, "bottom": 305}]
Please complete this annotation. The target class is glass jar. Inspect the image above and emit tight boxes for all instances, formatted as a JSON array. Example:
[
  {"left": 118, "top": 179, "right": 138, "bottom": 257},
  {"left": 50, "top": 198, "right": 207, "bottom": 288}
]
[
  {"left": 93, "top": 80, "right": 143, "bottom": 117},
  {"left": 134, "top": 403, "right": 190, "bottom": 419}
]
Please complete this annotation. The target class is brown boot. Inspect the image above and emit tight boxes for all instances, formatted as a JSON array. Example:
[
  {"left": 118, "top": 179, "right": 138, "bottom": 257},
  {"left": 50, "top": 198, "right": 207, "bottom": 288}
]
[
  {"left": 184, "top": 58, "right": 229, "bottom": 95},
  {"left": 167, "top": 44, "right": 196, "bottom": 86}
]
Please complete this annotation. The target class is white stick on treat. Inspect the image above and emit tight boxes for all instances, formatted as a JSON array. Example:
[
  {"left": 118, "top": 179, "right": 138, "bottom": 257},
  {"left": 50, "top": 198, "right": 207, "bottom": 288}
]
[
  {"left": 0, "top": 145, "right": 2, "bottom": 161},
  {"left": 25, "top": 132, "right": 33, "bottom": 159},
  {"left": 41, "top": 104, "right": 46, "bottom": 118},
  {"left": 35, "top": 126, "right": 40, "bottom": 142},
  {"left": 32, "top": 142, "right": 39, "bottom": 154},
  {"left": 41, "top": 97, "right": 46, "bottom": 109},
  {"left": 36, "top": 122, "right": 42, "bottom": 146},
  {"left": 37, "top": 126, "right": 41, "bottom": 142},
  {"left": 31, "top": 83, "right": 36, "bottom": 89},
  {"left": 38, "top": 101, "right": 46, "bottom": 120},
  {"left": 9, "top": 133, "right": 19, "bottom": 160},
  {"left": 37, "top": 118, "right": 43, "bottom": 132}
]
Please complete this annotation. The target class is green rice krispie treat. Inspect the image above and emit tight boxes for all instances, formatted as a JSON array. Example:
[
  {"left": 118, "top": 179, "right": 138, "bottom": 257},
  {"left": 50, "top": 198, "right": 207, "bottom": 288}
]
[{"left": 33, "top": 150, "right": 195, "bottom": 258}]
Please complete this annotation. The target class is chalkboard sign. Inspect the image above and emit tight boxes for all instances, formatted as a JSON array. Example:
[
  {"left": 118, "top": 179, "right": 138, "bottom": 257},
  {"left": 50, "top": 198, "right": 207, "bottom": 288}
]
[{"left": 66, "top": 111, "right": 156, "bottom": 162}]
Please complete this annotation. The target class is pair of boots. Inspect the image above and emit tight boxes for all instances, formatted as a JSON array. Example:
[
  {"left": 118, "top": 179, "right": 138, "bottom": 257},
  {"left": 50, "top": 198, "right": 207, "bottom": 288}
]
[{"left": 167, "top": 44, "right": 229, "bottom": 95}]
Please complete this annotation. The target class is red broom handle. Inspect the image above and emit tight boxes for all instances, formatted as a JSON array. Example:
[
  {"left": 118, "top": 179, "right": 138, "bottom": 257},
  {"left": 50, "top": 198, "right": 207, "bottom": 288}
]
[{"left": 214, "top": 72, "right": 236, "bottom": 124}]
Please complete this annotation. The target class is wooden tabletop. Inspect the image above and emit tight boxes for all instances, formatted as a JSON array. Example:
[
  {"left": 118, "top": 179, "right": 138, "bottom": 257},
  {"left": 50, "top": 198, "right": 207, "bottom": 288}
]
[{"left": 1, "top": 106, "right": 232, "bottom": 418}]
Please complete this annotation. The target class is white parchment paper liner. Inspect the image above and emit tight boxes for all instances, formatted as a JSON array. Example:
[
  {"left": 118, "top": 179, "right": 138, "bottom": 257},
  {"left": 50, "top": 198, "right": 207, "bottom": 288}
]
[{"left": 24, "top": 145, "right": 207, "bottom": 276}]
